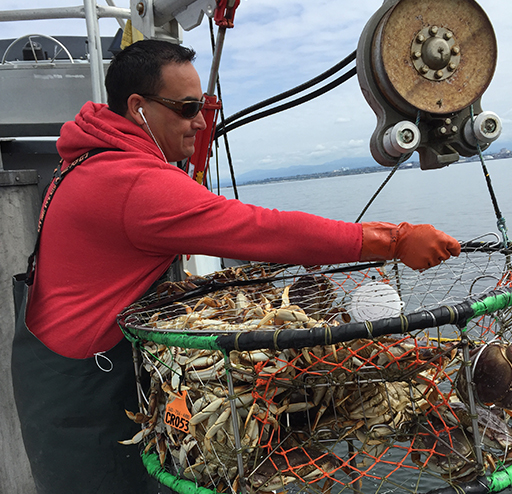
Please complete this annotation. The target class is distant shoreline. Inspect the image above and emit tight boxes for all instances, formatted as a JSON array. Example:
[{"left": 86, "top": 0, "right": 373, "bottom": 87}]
[{"left": 226, "top": 149, "right": 512, "bottom": 188}]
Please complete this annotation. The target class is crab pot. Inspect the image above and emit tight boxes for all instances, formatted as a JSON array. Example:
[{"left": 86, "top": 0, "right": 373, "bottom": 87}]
[{"left": 118, "top": 246, "right": 512, "bottom": 494}]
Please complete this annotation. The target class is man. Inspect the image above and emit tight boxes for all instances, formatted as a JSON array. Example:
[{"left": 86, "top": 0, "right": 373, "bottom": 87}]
[{"left": 11, "top": 39, "right": 460, "bottom": 493}]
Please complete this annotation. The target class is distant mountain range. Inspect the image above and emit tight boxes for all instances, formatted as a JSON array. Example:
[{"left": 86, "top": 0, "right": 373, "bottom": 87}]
[
  {"left": 216, "top": 140, "right": 512, "bottom": 187},
  {"left": 223, "top": 157, "right": 373, "bottom": 186}
]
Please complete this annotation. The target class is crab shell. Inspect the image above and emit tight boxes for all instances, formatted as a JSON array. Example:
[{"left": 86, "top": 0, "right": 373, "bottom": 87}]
[
  {"left": 287, "top": 275, "right": 337, "bottom": 320},
  {"left": 412, "top": 416, "right": 476, "bottom": 479},
  {"left": 457, "top": 343, "right": 512, "bottom": 408}
]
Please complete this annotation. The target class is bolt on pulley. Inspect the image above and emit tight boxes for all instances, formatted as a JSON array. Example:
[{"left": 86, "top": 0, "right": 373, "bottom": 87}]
[
  {"left": 411, "top": 25, "right": 461, "bottom": 82},
  {"left": 356, "top": 0, "right": 502, "bottom": 170}
]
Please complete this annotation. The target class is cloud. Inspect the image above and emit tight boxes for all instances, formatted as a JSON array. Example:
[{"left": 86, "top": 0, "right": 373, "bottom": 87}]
[
  {"left": 347, "top": 139, "right": 365, "bottom": 148},
  {"left": 4, "top": 0, "right": 511, "bottom": 179}
]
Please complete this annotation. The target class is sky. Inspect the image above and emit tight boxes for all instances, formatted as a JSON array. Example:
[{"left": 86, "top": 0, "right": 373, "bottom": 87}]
[{"left": 1, "top": 0, "right": 511, "bottom": 180}]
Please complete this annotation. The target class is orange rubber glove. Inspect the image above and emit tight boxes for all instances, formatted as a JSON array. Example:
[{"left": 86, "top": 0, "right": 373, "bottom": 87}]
[{"left": 360, "top": 222, "right": 461, "bottom": 271}]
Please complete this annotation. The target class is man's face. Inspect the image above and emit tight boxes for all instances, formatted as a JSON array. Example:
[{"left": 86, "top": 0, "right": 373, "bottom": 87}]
[{"left": 141, "top": 62, "right": 207, "bottom": 162}]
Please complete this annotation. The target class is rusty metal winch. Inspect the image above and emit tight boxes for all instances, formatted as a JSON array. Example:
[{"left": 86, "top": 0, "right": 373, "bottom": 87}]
[{"left": 357, "top": 0, "right": 502, "bottom": 169}]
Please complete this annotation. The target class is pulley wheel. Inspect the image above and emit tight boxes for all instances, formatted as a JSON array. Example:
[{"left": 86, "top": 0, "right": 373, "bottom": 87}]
[{"left": 372, "top": 0, "right": 497, "bottom": 114}]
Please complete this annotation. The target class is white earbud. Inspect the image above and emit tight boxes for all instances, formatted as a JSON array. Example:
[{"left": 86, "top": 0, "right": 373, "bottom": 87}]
[{"left": 138, "top": 107, "right": 146, "bottom": 122}]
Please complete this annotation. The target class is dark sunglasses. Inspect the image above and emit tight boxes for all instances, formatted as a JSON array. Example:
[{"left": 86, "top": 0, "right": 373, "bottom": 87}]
[{"left": 142, "top": 94, "right": 205, "bottom": 119}]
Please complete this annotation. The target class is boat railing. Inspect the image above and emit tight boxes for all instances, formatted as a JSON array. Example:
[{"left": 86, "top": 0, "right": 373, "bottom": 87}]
[{"left": 1, "top": 34, "right": 75, "bottom": 65}]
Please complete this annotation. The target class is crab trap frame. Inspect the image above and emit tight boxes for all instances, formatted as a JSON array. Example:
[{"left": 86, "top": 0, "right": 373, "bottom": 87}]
[{"left": 118, "top": 239, "right": 512, "bottom": 494}]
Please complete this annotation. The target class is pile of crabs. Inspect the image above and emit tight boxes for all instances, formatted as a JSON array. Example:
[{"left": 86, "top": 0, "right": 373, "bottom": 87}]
[{"left": 120, "top": 266, "right": 512, "bottom": 492}]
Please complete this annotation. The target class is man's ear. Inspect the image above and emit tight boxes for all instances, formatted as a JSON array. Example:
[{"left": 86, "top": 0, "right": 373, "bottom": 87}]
[{"left": 126, "top": 94, "right": 146, "bottom": 126}]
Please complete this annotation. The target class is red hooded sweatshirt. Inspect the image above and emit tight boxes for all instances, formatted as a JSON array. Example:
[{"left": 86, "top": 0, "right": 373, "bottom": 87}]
[{"left": 26, "top": 102, "right": 362, "bottom": 358}]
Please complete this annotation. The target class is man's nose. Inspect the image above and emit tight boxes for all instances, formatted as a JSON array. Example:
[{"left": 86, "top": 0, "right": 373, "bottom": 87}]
[{"left": 193, "top": 110, "right": 208, "bottom": 130}]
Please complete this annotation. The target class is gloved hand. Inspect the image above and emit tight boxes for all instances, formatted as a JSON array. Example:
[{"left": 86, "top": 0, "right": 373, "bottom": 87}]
[{"left": 360, "top": 222, "right": 461, "bottom": 270}]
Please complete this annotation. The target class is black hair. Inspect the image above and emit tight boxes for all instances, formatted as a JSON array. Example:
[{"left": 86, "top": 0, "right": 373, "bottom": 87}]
[{"left": 105, "top": 39, "right": 196, "bottom": 116}]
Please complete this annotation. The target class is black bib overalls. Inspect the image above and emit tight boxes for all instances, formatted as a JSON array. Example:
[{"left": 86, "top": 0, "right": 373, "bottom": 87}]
[{"left": 11, "top": 277, "right": 168, "bottom": 493}]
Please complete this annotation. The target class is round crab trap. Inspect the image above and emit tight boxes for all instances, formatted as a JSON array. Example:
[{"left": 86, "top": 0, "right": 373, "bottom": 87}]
[{"left": 117, "top": 238, "right": 512, "bottom": 494}]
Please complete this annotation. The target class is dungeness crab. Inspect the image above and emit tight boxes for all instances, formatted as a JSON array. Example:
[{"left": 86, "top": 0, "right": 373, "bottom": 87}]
[{"left": 457, "top": 342, "right": 512, "bottom": 408}]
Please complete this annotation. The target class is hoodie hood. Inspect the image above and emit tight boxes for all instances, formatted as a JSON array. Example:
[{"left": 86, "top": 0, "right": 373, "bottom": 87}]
[{"left": 57, "top": 101, "right": 163, "bottom": 163}]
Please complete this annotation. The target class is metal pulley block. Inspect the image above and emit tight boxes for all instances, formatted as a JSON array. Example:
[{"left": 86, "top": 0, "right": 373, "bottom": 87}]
[
  {"left": 357, "top": 0, "right": 501, "bottom": 169},
  {"left": 130, "top": 0, "right": 216, "bottom": 40}
]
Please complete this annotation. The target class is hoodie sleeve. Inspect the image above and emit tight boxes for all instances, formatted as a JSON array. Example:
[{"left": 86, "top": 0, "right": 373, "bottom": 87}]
[{"left": 123, "top": 165, "right": 362, "bottom": 266}]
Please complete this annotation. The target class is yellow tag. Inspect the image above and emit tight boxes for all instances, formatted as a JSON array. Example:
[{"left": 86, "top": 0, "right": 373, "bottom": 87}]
[
  {"left": 195, "top": 171, "right": 204, "bottom": 184},
  {"left": 164, "top": 391, "right": 191, "bottom": 433}
]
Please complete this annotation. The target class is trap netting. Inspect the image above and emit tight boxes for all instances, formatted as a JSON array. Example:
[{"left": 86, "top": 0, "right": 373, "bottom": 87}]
[{"left": 118, "top": 239, "right": 512, "bottom": 494}]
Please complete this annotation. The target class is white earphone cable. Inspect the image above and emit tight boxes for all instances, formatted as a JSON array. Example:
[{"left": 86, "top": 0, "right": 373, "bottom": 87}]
[{"left": 138, "top": 108, "right": 169, "bottom": 163}]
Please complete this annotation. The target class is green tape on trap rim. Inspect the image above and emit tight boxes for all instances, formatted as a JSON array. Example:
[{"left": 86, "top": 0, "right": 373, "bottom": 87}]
[
  {"left": 470, "top": 290, "right": 512, "bottom": 319},
  {"left": 487, "top": 464, "right": 512, "bottom": 492},
  {"left": 142, "top": 452, "right": 218, "bottom": 494},
  {"left": 121, "top": 325, "right": 223, "bottom": 351}
]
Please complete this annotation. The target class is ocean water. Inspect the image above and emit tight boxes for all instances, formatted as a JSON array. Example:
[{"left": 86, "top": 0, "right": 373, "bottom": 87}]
[
  {"left": 221, "top": 158, "right": 512, "bottom": 244},
  {"left": 220, "top": 158, "right": 512, "bottom": 494}
]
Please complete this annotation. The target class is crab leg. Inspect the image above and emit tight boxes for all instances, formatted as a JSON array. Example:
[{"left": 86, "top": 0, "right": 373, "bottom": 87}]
[{"left": 189, "top": 397, "right": 225, "bottom": 426}]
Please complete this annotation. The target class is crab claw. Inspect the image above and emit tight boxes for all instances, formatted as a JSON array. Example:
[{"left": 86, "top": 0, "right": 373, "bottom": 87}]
[
  {"left": 118, "top": 424, "right": 155, "bottom": 445},
  {"left": 125, "top": 409, "right": 152, "bottom": 424}
]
